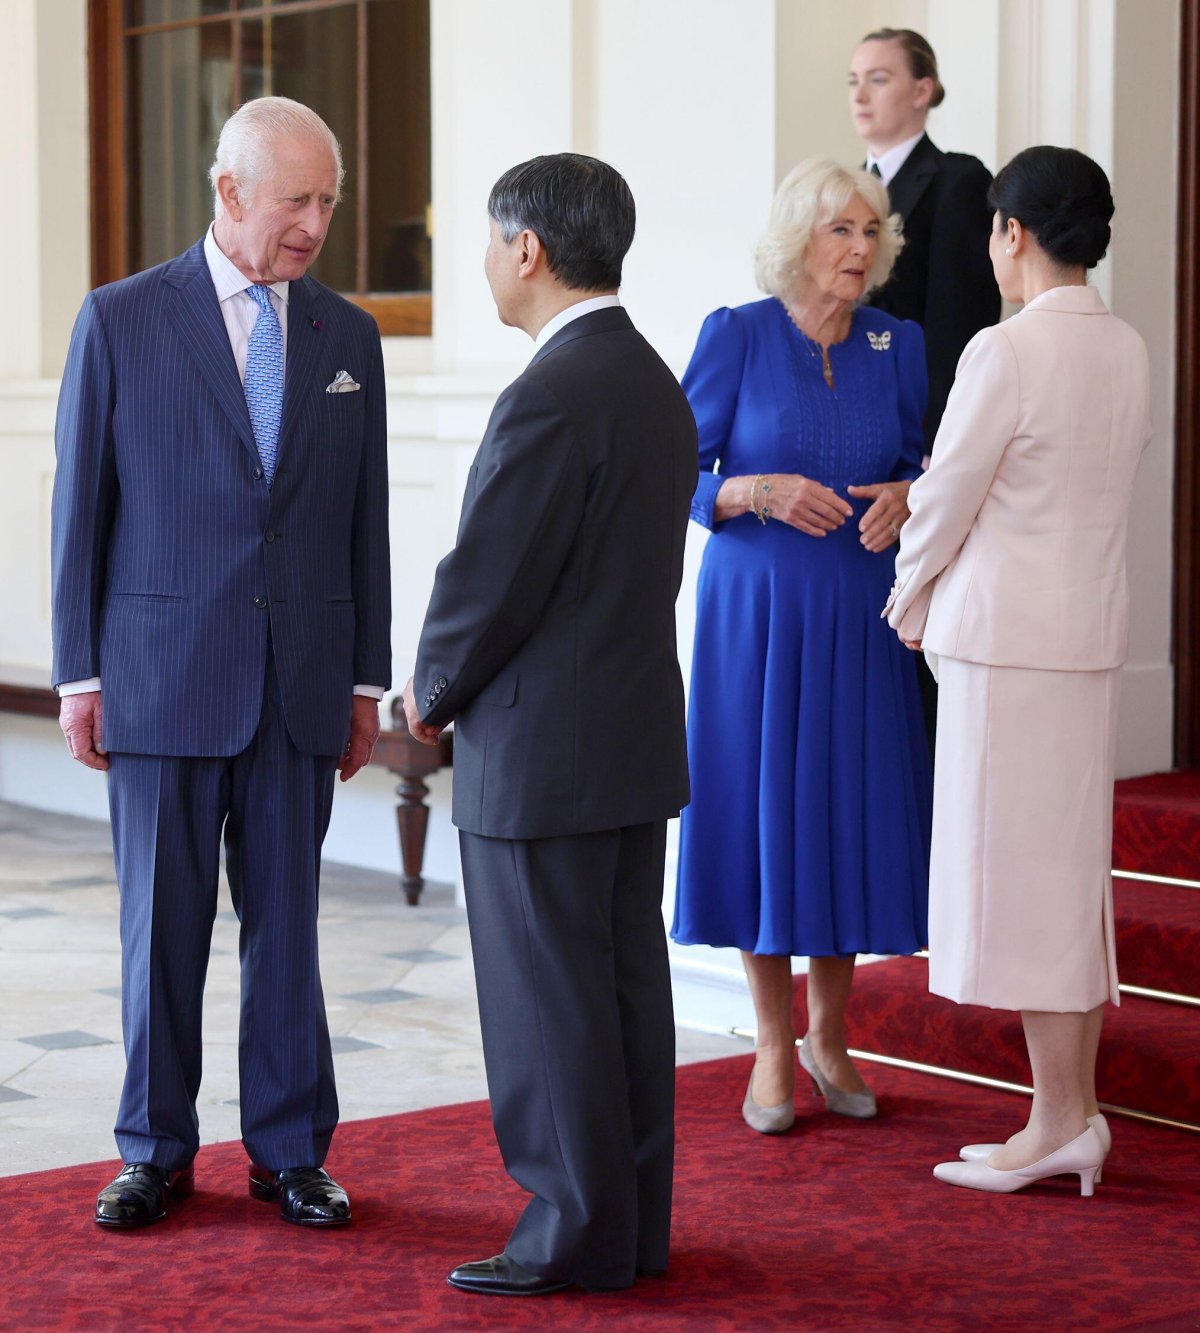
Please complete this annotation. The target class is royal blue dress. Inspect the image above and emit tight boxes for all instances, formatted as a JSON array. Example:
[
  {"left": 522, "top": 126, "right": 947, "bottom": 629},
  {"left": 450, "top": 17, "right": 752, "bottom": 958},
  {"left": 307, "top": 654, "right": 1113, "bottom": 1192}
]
[{"left": 672, "top": 298, "right": 933, "bottom": 957}]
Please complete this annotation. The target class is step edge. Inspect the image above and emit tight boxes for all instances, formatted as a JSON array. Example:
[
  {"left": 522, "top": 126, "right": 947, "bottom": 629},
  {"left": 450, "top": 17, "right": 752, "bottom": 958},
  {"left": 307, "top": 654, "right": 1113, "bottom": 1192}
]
[
  {"left": 731, "top": 1028, "right": 1200, "bottom": 1137},
  {"left": 1119, "top": 982, "right": 1200, "bottom": 1009},
  {"left": 1113, "top": 868, "right": 1200, "bottom": 891}
]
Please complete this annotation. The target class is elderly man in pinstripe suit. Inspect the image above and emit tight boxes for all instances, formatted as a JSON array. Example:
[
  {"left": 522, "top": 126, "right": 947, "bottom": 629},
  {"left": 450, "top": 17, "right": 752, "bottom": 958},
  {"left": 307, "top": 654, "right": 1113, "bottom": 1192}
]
[{"left": 51, "top": 98, "right": 390, "bottom": 1229}]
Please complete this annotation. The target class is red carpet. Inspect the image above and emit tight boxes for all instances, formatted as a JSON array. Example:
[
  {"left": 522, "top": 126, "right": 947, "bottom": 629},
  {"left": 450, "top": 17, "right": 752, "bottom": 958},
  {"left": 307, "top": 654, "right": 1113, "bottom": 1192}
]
[
  {"left": 805, "top": 957, "right": 1200, "bottom": 1127},
  {"left": 1113, "top": 769, "right": 1200, "bottom": 880},
  {"left": 1, "top": 1057, "right": 1197, "bottom": 1332},
  {"left": 1114, "top": 876, "right": 1200, "bottom": 998},
  {"left": 825, "top": 771, "right": 1200, "bottom": 1132}
]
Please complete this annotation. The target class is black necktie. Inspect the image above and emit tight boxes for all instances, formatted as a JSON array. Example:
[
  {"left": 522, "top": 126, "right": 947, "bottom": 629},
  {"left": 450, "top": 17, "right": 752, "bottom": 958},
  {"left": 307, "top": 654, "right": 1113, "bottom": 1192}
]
[{"left": 869, "top": 162, "right": 883, "bottom": 179}]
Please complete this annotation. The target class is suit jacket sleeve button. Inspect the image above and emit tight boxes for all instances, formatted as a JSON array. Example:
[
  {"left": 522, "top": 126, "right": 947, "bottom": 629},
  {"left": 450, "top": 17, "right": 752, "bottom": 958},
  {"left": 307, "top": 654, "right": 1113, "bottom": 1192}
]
[{"left": 254, "top": 595, "right": 267, "bottom": 609}]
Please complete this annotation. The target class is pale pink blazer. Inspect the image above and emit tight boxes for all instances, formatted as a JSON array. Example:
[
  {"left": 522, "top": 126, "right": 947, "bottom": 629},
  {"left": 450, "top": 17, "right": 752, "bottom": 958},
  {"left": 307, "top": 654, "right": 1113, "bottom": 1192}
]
[{"left": 885, "top": 285, "right": 1151, "bottom": 669}]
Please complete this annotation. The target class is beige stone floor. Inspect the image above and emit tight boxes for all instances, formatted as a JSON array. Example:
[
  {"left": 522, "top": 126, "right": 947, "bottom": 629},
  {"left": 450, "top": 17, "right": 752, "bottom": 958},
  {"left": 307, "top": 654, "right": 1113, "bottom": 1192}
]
[{"left": 0, "top": 801, "right": 735, "bottom": 1177}]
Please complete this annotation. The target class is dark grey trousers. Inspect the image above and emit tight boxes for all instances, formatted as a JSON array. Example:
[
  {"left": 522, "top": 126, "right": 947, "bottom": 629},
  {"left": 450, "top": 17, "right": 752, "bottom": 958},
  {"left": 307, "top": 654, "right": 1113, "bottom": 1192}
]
[{"left": 459, "top": 821, "right": 675, "bottom": 1290}]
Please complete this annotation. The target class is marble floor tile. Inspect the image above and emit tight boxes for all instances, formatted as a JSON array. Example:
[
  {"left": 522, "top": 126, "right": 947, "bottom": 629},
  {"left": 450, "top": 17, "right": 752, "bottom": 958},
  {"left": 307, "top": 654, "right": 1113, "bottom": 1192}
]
[{"left": 0, "top": 799, "right": 738, "bottom": 1178}]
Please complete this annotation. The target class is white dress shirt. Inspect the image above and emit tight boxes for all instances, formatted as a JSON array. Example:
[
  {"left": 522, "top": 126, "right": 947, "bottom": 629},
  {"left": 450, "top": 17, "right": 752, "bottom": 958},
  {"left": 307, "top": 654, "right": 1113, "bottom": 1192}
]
[
  {"left": 60, "top": 227, "right": 383, "bottom": 702},
  {"left": 866, "top": 131, "right": 925, "bottom": 186},
  {"left": 533, "top": 293, "right": 621, "bottom": 354}
]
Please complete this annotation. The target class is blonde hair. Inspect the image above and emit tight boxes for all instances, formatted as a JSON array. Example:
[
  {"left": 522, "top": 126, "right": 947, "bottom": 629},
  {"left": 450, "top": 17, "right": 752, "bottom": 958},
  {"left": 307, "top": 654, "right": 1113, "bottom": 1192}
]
[
  {"left": 754, "top": 159, "right": 903, "bottom": 301},
  {"left": 209, "top": 96, "right": 344, "bottom": 218}
]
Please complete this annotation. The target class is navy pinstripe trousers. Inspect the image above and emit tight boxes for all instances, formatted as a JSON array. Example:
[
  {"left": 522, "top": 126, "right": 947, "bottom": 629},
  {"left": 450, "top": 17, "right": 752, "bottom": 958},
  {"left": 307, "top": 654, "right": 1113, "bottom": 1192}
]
[{"left": 106, "top": 650, "right": 339, "bottom": 1171}]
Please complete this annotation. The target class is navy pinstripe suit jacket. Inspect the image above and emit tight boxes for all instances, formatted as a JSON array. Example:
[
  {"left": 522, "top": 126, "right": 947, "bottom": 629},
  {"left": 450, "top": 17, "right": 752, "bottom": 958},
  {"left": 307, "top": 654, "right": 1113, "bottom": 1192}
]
[{"left": 51, "top": 240, "right": 391, "bottom": 757}]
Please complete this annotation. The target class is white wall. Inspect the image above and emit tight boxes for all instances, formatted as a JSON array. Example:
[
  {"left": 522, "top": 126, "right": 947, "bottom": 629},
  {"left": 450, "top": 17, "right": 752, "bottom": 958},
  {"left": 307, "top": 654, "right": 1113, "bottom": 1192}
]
[
  {"left": 0, "top": 0, "right": 1183, "bottom": 885},
  {"left": 1109, "top": 0, "right": 1180, "bottom": 776}
]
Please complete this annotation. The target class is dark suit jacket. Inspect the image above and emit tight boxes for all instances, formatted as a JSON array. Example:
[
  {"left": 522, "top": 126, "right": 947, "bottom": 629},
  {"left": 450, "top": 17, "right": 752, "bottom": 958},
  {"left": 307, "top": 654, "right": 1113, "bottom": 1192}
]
[
  {"left": 51, "top": 240, "right": 391, "bottom": 757},
  {"left": 866, "top": 134, "right": 1000, "bottom": 447},
  {"left": 415, "top": 306, "right": 695, "bottom": 840}
]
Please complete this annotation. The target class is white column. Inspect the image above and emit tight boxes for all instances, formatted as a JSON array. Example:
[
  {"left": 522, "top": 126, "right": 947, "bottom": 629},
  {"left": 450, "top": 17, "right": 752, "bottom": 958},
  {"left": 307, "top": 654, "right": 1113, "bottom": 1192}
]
[
  {"left": 1110, "top": 0, "right": 1180, "bottom": 775},
  {"left": 2, "top": 0, "right": 43, "bottom": 381},
  {"left": 431, "top": 0, "right": 575, "bottom": 377}
]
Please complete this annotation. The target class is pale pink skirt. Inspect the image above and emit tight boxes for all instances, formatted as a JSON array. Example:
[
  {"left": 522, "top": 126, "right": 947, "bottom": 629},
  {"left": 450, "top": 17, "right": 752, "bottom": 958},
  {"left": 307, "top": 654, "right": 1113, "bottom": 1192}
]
[{"left": 927, "top": 656, "right": 1120, "bottom": 1012}]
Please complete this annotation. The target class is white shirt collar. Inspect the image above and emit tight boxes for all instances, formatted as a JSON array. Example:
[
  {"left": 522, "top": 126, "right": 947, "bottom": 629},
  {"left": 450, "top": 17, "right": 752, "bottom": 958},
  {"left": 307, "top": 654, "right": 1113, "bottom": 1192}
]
[
  {"left": 203, "top": 224, "right": 290, "bottom": 306},
  {"left": 866, "top": 131, "right": 926, "bottom": 186},
  {"left": 533, "top": 293, "right": 621, "bottom": 352}
]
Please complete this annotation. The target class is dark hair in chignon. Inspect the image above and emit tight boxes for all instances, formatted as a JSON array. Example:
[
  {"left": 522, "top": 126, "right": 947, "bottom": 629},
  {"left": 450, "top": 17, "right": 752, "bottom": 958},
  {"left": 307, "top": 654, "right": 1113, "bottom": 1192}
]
[
  {"left": 863, "top": 28, "right": 946, "bottom": 107},
  {"left": 988, "top": 146, "right": 1114, "bottom": 270}
]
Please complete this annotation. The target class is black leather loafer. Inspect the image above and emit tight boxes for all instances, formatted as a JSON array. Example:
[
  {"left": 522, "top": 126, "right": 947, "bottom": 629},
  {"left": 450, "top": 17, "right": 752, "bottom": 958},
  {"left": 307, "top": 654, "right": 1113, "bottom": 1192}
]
[
  {"left": 94, "top": 1162, "right": 195, "bottom": 1228},
  {"left": 447, "top": 1253, "right": 570, "bottom": 1296},
  {"left": 247, "top": 1164, "right": 351, "bottom": 1226}
]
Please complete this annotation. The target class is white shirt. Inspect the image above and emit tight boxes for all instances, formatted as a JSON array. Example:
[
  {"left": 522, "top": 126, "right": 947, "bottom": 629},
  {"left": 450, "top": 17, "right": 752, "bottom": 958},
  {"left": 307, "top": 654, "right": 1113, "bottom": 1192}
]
[
  {"left": 60, "top": 228, "right": 383, "bottom": 701},
  {"left": 866, "top": 131, "right": 926, "bottom": 186},
  {"left": 533, "top": 293, "right": 621, "bottom": 353}
]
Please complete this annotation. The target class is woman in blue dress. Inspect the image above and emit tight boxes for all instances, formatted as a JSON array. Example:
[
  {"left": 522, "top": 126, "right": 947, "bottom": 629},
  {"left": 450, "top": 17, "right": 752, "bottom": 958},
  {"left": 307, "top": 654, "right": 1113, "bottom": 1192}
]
[{"left": 673, "top": 159, "right": 932, "bottom": 1133}]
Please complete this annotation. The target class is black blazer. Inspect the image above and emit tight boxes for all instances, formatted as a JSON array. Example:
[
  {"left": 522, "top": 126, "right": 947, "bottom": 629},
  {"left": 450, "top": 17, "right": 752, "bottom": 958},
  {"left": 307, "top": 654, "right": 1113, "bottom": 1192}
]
[
  {"left": 414, "top": 307, "right": 696, "bottom": 840},
  {"left": 867, "top": 134, "right": 1000, "bottom": 447}
]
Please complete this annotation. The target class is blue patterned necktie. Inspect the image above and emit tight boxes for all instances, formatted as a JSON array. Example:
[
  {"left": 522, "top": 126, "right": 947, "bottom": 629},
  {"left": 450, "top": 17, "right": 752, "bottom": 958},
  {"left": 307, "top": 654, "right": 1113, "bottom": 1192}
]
[{"left": 244, "top": 284, "right": 284, "bottom": 482}]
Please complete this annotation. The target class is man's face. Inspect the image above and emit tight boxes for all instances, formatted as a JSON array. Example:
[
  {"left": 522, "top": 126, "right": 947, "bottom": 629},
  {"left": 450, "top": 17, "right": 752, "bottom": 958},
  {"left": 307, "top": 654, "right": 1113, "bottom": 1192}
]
[
  {"left": 221, "top": 134, "right": 339, "bottom": 284},
  {"left": 483, "top": 217, "right": 523, "bottom": 327}
]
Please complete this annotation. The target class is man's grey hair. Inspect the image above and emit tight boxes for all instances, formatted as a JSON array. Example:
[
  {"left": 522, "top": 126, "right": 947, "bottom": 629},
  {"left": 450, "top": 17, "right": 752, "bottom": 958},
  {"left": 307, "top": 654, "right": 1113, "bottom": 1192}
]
[{"left": 209, "top": 96, "right": 344, "bottom": 218}]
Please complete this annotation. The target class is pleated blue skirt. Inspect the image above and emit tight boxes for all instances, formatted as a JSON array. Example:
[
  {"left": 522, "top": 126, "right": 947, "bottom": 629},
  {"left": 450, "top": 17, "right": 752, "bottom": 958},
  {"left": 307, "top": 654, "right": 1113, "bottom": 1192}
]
[{"left": 673, "top": 511, "right": 932, "bottom": 957}]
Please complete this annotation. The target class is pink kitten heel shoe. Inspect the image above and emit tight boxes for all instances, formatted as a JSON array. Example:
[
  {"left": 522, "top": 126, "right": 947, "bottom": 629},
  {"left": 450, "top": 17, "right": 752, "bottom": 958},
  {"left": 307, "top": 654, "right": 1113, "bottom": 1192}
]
[
  {"left": 959, "top": 1113, "right": 1111, "bottom": 1183},
  {"left": 934, "top": 1126, "right": 1105, "bottom": 1196}
]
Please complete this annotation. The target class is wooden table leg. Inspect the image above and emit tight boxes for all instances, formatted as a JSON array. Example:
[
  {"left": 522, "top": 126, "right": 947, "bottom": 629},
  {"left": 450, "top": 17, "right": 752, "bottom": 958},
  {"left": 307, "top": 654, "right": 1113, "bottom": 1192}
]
[{"left": 396, "top": 774, "right": 432, "bottom": 905}]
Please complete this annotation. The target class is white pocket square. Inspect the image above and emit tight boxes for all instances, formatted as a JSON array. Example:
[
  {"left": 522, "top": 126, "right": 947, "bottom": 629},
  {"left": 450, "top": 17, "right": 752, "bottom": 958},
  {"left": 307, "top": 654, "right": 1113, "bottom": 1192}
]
[{"left": 326, "top": 370, "right": 361, "bottom": 393}]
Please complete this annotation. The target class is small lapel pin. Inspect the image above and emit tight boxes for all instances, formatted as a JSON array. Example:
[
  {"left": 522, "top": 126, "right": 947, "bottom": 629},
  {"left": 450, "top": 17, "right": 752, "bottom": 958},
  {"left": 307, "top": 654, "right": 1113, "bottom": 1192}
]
[{"left": 311, "top": 318, "right": 322, "bottom": 331}]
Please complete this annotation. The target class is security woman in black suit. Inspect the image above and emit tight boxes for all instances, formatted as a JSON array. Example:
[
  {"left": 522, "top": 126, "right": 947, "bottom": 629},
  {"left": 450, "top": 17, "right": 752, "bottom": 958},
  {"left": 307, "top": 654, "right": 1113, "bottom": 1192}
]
[
  {"left": 849, "top": 26, "right": 1000, "bottom": 748},
  {"left": 850, "top": 27, "right": 999, "bottom": 449}
]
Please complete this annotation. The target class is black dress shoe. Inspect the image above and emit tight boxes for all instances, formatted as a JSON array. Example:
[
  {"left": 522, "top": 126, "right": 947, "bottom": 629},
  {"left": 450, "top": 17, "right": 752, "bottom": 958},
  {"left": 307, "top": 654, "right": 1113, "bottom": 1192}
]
[
  {"left": 247, "top": 1164, "right": 351, "bottom": 1226},
  {"left": 447, "top": 1254, "right": 570, "bottom": 1296},
  {"left": 94, "top": 1162, "right": 195, "bottom": 1228}
]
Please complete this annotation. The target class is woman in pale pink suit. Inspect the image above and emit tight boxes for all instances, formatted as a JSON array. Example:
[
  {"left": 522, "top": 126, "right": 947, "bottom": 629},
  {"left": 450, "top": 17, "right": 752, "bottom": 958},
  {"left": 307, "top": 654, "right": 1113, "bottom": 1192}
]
[{"left": 885, "top": 146, "right": 1151, "bottom": 1196}]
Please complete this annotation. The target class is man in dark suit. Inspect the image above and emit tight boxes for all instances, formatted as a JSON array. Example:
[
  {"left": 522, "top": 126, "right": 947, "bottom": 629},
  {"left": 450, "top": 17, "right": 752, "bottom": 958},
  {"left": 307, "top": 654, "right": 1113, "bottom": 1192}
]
[
  {"left": 52, "top": 97, "right": 390, "bottom": 1229},
  {"left": 402, "top": 154, "right": 695, "bottom": 1296}
]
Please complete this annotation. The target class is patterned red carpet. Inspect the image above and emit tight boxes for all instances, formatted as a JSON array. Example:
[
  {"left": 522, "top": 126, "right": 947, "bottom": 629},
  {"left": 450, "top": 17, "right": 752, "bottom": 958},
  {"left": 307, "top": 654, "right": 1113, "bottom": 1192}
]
[
  {"left": 826, "top": 769, "right": 1200, "bottom": 1131},
  {"left": 0, "top": 1056, "right": 1196, "bottom": 1332},
  {"left": 818, "top": 955, "right": 1200, "bottom": 1126},
  {"left": 1113, "top": 769, "right": 1200, "bottom": 880},
  {"left": 1114, "top": 875, "right": 1200, "bottom": 998}
]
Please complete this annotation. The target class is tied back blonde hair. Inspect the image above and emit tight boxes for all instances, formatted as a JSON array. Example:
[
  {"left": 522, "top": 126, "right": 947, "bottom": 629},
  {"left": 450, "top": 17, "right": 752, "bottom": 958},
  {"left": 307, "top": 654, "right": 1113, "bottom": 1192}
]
[{"left": 754, "top": 159, "right": 903, "bottom": 301}]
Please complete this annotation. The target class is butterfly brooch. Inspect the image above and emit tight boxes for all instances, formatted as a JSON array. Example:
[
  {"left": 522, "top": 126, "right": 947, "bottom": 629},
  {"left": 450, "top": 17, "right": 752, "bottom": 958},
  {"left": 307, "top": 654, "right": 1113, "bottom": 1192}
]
[{"left": 866, "top": 331, "right": 892, "bottom": 351}]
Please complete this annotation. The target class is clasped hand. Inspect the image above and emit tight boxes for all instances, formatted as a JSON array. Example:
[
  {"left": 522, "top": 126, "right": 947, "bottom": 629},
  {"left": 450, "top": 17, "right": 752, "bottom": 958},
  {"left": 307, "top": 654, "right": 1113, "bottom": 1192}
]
[
  {"left": 745, "top": 474, "right": 911, "bottom": 551},
  {"left": 401, "top": 677, "right": 443, "bottom": 747},
  {"left": 847, "top": 480, "right": 912, "bottom": 552}
]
